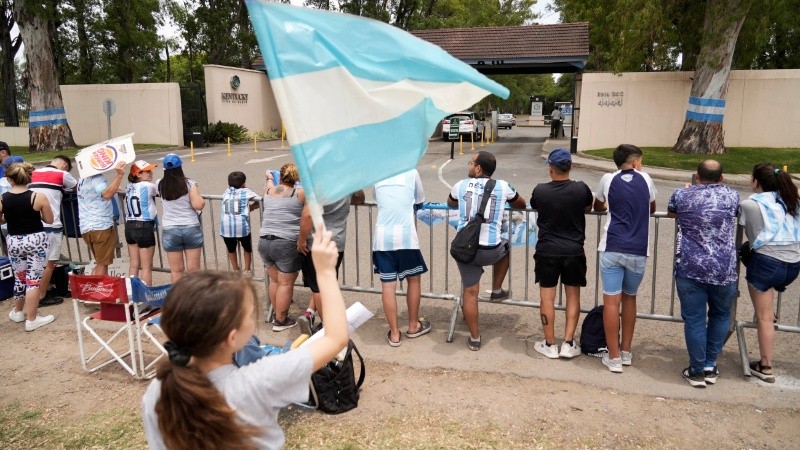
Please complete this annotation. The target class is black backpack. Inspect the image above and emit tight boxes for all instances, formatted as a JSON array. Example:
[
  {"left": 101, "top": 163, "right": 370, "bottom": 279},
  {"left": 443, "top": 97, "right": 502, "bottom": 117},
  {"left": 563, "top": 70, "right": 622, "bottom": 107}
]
[{"left": 580, "top": 305, "right": 607, "bottom": 356}]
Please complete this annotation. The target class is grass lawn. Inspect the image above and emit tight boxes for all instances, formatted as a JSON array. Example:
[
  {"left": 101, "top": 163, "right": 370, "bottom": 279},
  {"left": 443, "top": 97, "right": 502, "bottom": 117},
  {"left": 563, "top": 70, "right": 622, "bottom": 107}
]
[
  {"left": 583, "top": 147, "right": 800, "bottom": 174},
  {"left": 6, "top": 143, "right": 179, "bottom": 165}
]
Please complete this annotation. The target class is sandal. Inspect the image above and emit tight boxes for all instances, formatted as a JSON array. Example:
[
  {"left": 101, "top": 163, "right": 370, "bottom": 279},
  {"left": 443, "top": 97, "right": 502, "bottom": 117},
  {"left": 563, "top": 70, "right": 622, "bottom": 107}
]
[
  {"left": 406, "top": 318, "right": 432, "bottom": 338},
  {"left": 467, "top": 335, "right": 481, "bottom": 351},
  {"left": 387, "top": 331, "right": 401, "bottom": 347},
  {"left": 749, "top": 361, "right": 776, "bottom": 383}
]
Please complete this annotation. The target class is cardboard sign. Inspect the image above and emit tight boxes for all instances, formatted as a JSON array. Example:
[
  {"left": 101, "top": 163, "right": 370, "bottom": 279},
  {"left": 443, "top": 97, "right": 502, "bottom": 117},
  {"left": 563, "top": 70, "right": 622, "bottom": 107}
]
[{"left": 75, "top": 133, "right": 136, "bottom": 178}]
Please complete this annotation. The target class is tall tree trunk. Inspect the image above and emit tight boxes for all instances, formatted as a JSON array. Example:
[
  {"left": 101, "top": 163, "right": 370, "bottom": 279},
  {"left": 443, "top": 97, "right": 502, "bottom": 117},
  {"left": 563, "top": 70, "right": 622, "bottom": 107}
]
[
  {"left": 75, "top": 0, "right": 94, "bottom": 83},
  {"left": 0, "top": 2, "right": 19, "bottom": 126},
  {"left": 673, "top": 0, "right": 751, "bottom": 154},
  {"left": 14, "top": 0, "right": 76, "bottom": 151}
]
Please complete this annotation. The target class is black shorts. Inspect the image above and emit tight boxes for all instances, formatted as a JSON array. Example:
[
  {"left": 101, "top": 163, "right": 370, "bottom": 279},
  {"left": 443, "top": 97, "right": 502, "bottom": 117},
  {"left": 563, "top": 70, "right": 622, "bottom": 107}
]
[
  {"left": 302, "top": 250, "right": 344, "bottom": 293},
  {"left": 223, "top": 235, "right": 253, "bottom": 254},
  {"left": 534, "top": 253, "right": 587, "bottom": 288},
  {"left": 124, "top": 220, "right": 156, "bottom": 249}
]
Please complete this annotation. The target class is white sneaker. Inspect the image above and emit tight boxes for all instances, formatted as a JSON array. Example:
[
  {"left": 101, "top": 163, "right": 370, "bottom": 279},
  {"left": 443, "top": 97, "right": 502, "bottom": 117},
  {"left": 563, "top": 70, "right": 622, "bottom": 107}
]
[
  {"left": 25, "top": 315, "right": 55, "bottom": 331},
  {"left": 533, "top": 340, "right": 559, "bottom": 359},
  {"left": 602, "top": 353, "right": 623, "bottom": 373},
  {"left": 559, "top": 341, "right": 582, "bottom": 359},
  {"left": 9, "top": 309, "right": 25, "bottom": 323},
  {"left": 621, "top": 350, "right": 633, "bottom": 366}
]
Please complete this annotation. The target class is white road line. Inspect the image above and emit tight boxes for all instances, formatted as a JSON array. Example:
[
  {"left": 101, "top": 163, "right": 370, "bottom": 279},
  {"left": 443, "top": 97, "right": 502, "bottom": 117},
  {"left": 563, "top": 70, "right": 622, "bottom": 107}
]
[
  {"left": 245, "top": 154, "right": 290, "bottom": 164},
  {"left": 438, "top": 159, "right": 453, "bottom": 190}
]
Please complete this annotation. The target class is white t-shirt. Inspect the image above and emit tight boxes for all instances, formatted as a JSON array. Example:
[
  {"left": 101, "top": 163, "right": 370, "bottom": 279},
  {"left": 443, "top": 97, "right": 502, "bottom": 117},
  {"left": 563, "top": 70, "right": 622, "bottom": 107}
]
[
  {"left": 157, "top": 179, "right": 201, "bottom": 228},
  {"left": 373, "top": 170, "right": 425, "bottom": 251},
  {"left": 141, "top": 347, "right": 313, "bottom": 450}
]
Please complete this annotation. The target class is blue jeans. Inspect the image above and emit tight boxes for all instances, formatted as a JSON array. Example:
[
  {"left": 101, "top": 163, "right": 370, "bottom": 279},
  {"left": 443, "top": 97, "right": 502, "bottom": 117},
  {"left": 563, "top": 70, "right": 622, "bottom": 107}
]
[{"left": 676, "top": 277, "right": 737, "bottom": 374}]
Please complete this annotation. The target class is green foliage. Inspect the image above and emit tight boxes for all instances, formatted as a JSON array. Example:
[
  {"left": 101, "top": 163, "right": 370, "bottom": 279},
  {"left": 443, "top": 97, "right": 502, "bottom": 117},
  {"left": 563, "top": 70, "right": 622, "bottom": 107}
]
[
  {"left": 207, "top": 121, "right": 249, "bottom": 144},
  {"left": 252, "top": 130, "right": 280, "bottom": 141},
  {"left": 584, "top": 146, "right": 800, "bottom": 174}
]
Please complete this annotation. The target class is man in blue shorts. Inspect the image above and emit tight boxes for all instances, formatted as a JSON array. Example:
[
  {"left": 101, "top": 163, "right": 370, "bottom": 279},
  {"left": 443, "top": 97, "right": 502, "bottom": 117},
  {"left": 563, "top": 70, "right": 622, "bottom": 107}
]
[
  {"left": 448, "top": 151, "right": 526, "bottom": 351},
  {"left": 530, "top": 149, "right": 593, "bottom": 359},
  {"left": 668, "top": 160, "right": 739, "bottom": 387},
  {"left": 593, "top": 144, "right": 656, "bottom": 373},
  {"left": 372, "top": 169, "right": 431, "bottom": 347}
]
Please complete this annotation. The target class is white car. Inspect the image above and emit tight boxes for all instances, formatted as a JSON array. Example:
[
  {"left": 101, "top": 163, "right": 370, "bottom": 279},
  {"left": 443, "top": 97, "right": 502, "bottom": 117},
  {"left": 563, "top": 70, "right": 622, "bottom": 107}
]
[{"left": 441, "top": 112, "right": 485, "bottom": 141}]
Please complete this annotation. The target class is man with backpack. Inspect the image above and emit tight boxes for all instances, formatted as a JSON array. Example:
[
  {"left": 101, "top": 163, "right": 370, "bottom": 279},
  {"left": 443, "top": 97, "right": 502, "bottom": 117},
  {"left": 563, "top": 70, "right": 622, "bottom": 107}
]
[
  {"left": 448, "top": 151, "right": 526, "bottom": 351},
  {"left": 667, "top": 160, "right": 739, "bottom": 387},
  {"left": 529, "top": 149, "right": 593, "bottom": 359}
]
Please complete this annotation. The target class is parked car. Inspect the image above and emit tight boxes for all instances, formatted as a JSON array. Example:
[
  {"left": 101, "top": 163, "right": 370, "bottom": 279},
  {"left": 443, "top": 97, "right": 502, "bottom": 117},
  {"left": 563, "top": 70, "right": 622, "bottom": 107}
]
[
  {"left": 498, "top": 113, "right": 514, "bottom": 129},
  {"left": 441, "top": 112, "right": 485, "bottom": 141}
]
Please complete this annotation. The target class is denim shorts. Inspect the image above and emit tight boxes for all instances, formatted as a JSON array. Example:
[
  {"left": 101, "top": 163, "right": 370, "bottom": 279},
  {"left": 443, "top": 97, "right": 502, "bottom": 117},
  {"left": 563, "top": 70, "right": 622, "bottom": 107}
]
[
  {"left": 599, "top": 251, "right": 646, "bottom": 296},
  {"left": 161, "top": 225, "right": 204, "bottom": 252},
  {"left": 746, "top": 252, "right": 800, "bottom": 293},
  {"left": 258, "top": 236, "right": 302, "bottom": 273}
]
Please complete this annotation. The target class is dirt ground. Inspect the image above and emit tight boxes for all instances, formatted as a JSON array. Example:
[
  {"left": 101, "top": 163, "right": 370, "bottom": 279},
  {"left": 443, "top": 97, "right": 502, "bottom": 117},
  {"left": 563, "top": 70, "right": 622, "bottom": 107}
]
[{"left": 2, "top": 280, "right": 800, "bottom": 449}]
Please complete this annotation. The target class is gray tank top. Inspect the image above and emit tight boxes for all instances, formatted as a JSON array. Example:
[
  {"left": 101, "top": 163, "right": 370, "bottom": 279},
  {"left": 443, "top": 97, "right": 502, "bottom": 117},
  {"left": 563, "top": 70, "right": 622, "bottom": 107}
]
[{"left": 259, "top": 188, "right": 303, "bottom": 241}]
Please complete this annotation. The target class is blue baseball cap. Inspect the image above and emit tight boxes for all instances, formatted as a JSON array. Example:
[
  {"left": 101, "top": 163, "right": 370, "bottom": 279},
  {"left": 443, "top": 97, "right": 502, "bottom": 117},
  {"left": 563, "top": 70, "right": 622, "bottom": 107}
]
[
  {"left": 163, "top": 153, "right": 182, "bottom": 169},
  {"left": 547, "top": 148, "right": 571, "bottom": 169},
  {"left": 3, "top": 155, "right": 23, "bottom": 166}
]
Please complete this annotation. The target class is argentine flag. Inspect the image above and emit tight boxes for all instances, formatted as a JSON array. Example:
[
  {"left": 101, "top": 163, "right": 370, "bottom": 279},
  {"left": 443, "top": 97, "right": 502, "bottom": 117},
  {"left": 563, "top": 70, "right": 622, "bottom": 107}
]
[{"left": 246, "top": 1, "right": 509, "bottom": 208}]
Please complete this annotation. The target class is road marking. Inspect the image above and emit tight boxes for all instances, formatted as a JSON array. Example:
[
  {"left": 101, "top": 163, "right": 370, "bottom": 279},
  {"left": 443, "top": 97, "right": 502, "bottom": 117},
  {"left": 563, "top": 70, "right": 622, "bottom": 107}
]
[
  {"left": 156, "top": 151, "right": 213, "bottom": 161},
  {"left": 245, "top": 154, "right": 290, "bottom": 164},
  {"left": 438, "top": 159, "right": 453, "bottom": 190}
]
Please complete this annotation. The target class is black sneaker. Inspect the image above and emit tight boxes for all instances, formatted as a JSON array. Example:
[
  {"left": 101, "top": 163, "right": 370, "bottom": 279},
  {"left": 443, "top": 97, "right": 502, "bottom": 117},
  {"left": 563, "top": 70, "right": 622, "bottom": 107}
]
[
  {"left": 272, "top": 317, "right": 297, "bottom": 332},
  {"left": 39, "top": 291, "right": 64, "bottom": 307},
  {"left": 682, "top": 367, "right": 707, "bottom": 388},
  {"left": 703, "top": 366, "right": 719, "bottom": 385},
  {"left": 489, "top": 289, "right": 510, "bottom": 302}
]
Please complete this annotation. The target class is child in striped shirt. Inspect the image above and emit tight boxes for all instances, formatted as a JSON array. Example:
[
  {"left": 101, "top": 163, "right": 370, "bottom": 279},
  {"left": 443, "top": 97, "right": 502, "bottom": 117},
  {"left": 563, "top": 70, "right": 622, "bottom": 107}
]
[{"left": 220, "top": 171, "right": 259, "bottom": 274}]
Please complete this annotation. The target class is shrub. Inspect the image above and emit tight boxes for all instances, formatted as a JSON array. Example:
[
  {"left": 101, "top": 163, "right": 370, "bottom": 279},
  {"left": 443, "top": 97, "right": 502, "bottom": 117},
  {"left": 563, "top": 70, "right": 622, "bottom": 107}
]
[
  {"left": 252, "top": 130, "right": 280, "bottom": 141},
  {"left": 206, "top": 121, "right": 249, "bottom": 143}
]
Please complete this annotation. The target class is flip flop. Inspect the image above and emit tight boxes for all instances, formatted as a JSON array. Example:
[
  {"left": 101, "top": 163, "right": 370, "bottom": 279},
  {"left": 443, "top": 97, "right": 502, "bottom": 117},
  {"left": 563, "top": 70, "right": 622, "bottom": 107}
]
[
  {"left": 406, "top": 318, "right": 432, "bottom": 338},
  {"left": 387, "top": 331, "right": 400, "bottom": 347}
]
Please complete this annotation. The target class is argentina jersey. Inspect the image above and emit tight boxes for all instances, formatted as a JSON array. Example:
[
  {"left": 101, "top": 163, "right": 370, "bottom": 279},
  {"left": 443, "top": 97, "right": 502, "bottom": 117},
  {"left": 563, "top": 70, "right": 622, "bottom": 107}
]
[
  {"left": 125, "top": 181, "right": 158, "bottom": 222},
  {"left": 453, "top": 178, "right": 517, "bottom": 247},
  {"left": 220, "top": 187, "right": 257, "bottom": 238}
]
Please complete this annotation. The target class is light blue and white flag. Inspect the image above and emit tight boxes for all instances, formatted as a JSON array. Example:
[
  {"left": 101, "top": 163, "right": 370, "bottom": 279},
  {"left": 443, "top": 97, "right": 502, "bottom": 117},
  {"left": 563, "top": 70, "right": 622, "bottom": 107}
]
[{"left": 246, "top": 1, "right": 509, "bottom": 213}]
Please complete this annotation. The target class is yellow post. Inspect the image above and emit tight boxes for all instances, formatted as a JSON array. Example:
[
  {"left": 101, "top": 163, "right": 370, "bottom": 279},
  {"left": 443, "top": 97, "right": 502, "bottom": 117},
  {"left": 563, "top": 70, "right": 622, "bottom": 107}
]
[
  {"left": 190, "top": 141, "right": 195, "bottom": 162},
  {"left": 470, "top": 132, "right": 475, "bottom": 150},
  {"left": 227, "top": 137, "right": 231, "bottom": 156},
  {"left": 480, "top": 129, "right": 484, "bottom": 147},
  {"left": 459, "top": 135, "right": 463, "bottom": 155},
  {"left": 784, "top": 165, "right": 788, "bottom": 172},
  {"left": 491, "top": 126, "right": 495, "bottom": 143},
  {"left": 281, "top": 124, "right": 286, "bottom": 148},
  {"left": 254, "top": 135, "right": 258, "bottom": 152}
]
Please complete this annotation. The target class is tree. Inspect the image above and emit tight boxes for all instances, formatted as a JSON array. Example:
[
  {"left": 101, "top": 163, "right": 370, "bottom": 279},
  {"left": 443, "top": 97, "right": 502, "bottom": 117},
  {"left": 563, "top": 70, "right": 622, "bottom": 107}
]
[
  {"left": 14, "top": 0, "right": 76, "bottom": 150},
  {"left": 673, "top": 0, "right": 752, "bottom": 154},
  {"left": 0, "top": 0, "right": 21, "bottom": 126}
]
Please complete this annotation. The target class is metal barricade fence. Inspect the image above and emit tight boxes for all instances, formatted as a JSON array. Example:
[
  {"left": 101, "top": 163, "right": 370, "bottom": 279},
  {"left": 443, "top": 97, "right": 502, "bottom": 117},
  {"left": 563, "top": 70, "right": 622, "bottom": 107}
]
[{"left": 56, "top": 195, "right": 800, "bottom": 375}]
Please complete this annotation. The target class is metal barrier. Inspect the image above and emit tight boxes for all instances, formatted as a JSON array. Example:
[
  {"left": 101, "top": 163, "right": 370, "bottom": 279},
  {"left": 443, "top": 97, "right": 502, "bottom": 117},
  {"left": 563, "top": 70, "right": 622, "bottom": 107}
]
[{"left": 55, "top": 194, "right": 799, "bottom": 375}]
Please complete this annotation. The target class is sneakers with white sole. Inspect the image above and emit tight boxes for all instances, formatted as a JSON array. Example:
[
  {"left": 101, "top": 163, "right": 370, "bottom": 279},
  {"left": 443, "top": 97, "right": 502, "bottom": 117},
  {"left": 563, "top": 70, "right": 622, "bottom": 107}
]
[
  {"left": 683, "top": 367, "right": 707, "bottom": 388},
  {"left": 25, "top": 314, "right": 55, "bottom": 331},
  {"left": 602, "top": 353, "right": 623, "bottom": 373},
  {"left": 703, "top": 366, "right": 719, "bottom": 385},
  {"left": 559, "top": 341, "right": 581, "bottom": 359},
  {"left": 621, "top": 350, "right": 633, "bottom": 366},
  {"left": 9, "top": 309, "right": 25, "bottom": 323},
  {"left": 533, "top": 340, "right": 559, "bottom": 359}
]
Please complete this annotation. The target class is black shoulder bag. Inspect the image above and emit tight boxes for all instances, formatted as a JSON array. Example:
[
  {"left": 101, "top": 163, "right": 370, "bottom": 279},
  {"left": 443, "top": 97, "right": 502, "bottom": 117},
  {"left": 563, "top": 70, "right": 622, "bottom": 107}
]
[
  {"left": 450, "top": 179, "right": 496, "bottom": 264},
  {"left": 307, "top": 339, "right": 365, "bottom": 414}
]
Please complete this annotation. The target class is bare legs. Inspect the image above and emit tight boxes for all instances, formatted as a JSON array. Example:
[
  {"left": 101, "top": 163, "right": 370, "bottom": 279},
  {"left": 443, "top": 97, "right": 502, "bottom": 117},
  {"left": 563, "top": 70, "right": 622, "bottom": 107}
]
[
  {"left": 166, "top": 248, "right": 202, "bottom": 283},
  {"left": 382, "top": 275, "right": 423, "bottom": 342},
  {"left": 539, "top": 285, "right": 581, "bottom": 344},
  {"left": 128, "top": 244, "right": 154, "bottom": 286},
  {"left": 267, "top": 265, "right": 298, "bottom": 322},
  {"left": 603, "top": 292, "right": 637, "bottom": 359},
  {"left": 748, "top": 284, "right": 775, "bottom": 367},
  {"left": 463, "top": 253, "right": 511, "bottom": 340}
]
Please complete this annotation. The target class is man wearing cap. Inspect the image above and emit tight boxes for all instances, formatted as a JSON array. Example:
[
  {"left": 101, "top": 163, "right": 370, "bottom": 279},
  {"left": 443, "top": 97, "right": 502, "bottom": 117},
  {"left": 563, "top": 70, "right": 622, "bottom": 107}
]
[
  {"left": 30, "top": 155, "right": 77, "bottom": 306},
  {"left": 0, "top": 141, "right": 11, "bottom": 178},
  {"left": 77, "top": 161, "right": 126, "bottom": 275},
  {"left": 529, "top": 148, "right": 593, "bottom": 359},
  {"left": 448, "top": 151, "right": 526, "bottom": 351}
]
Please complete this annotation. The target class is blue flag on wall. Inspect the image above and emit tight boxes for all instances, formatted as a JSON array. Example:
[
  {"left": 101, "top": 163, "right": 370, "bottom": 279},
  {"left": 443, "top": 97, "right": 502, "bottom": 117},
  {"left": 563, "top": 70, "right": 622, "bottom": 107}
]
[{"left": 246, "top": 1, "right": 509, "bottom": 206}]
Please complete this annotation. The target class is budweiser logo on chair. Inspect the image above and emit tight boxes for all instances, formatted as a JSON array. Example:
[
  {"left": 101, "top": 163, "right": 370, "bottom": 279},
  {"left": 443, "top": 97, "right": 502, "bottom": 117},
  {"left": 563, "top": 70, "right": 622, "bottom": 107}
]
[{"left": 78, "top": 283, "right": 119, "bottom": 300}]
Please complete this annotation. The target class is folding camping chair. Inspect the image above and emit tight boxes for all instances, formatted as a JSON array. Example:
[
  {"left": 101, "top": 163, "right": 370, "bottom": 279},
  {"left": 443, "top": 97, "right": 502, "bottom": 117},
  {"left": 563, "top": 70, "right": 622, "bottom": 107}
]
[
  {"left": 128, "top": 277, "right": 171, "bottom": 379},
  {"left": 71, "top": 274, "right": 161, "bottom": 378}
]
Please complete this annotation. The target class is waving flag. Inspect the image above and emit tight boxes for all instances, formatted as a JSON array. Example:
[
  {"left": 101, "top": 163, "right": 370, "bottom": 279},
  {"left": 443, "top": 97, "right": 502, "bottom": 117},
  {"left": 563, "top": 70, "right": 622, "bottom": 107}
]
[{"left": 246, "top": 1, "right": 509, "bottom": 210}]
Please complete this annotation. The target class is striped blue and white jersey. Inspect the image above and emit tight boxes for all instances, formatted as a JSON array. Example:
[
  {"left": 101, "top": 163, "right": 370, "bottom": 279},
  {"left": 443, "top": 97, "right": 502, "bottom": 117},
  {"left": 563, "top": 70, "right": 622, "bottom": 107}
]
[
  {"left": 373, "top": 170, "right": 424, "bottom": 251},
  {"left": 125, "top": 181, "right": 158, "bottom": 222},
  {"left": 220, "top": 187, "right": 258, "bottom": 238},
  {"left": 450, "top": 177, "right": 519, "bottom": 247}
]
